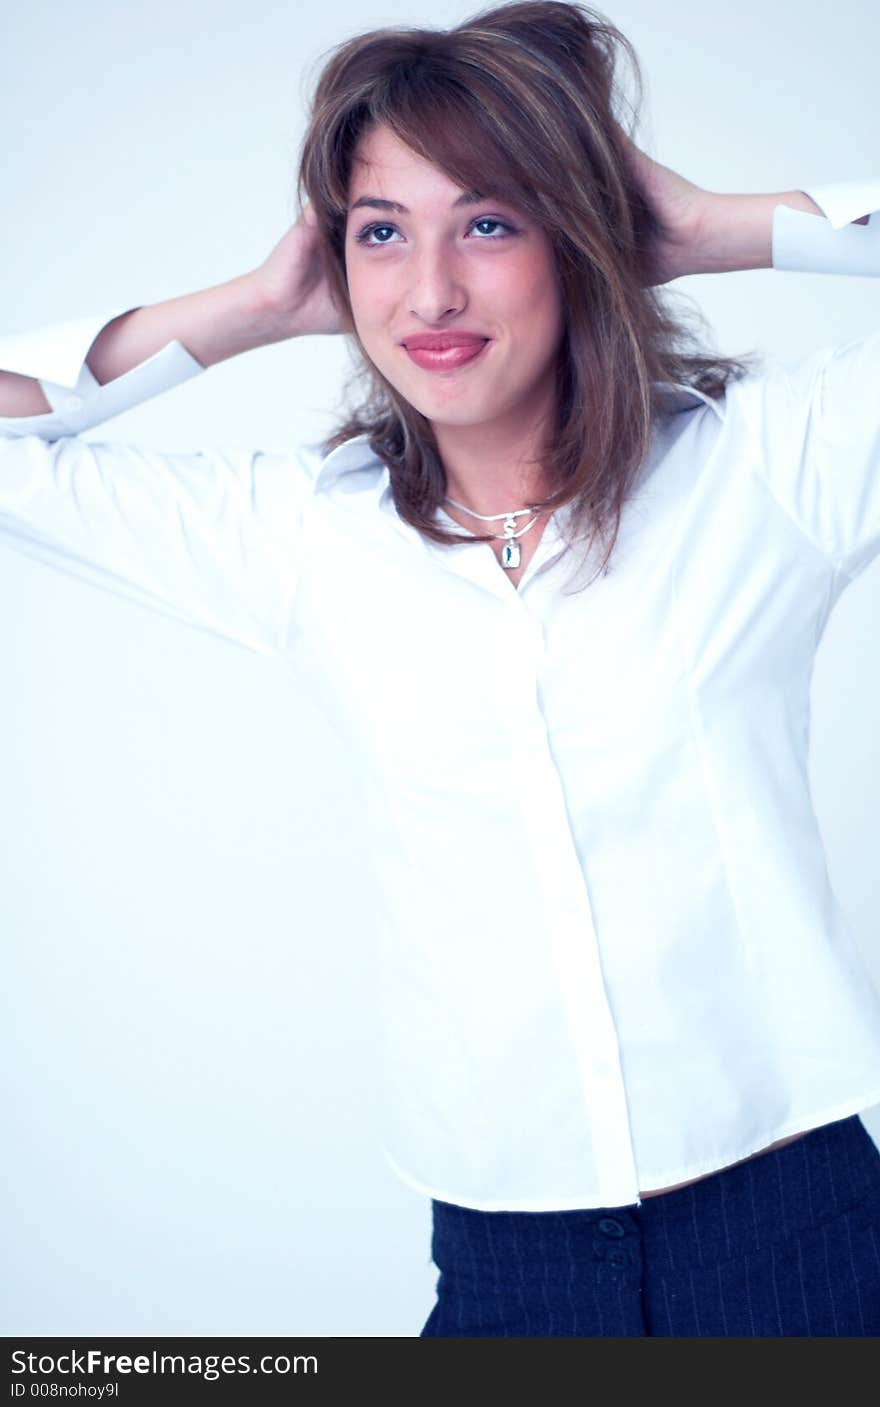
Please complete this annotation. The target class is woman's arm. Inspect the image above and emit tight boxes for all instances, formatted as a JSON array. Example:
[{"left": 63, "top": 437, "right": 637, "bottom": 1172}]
[
  {"left": 619, "top": 136, "right": 875, "bottom": 282},
  {"left": 0, "top": 204, "right": 342, "bottom": 418},
  {"left": 0, "top": 277, "right": 278, "bottom": 417},
  {"left": 0, "top": 206, "right": 345, "bottom": 658},
  {"left": 687, "top": 189, "right": 870, "bottom": 276}
]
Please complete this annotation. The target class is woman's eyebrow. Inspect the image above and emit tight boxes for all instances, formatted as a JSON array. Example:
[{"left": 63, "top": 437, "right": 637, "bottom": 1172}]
[{"left": 348, "top": 191, "right": 488, "bottom": 214}]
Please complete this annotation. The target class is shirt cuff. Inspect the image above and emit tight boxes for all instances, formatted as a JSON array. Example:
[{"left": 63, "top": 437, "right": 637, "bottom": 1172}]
[
  {"left": 772, "top": 177, "right": 880, "bottom": 276},
  {"left": 0, "top": 309, "right": 206, "bottom": 436}
]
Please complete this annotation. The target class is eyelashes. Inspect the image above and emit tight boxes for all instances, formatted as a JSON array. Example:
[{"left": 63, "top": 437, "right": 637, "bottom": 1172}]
[{"left": 353, "top": 217, "right": 517, "bottom": 247}]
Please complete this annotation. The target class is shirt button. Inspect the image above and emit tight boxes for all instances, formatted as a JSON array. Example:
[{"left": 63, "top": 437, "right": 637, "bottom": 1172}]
[
  {"left": 597, "top": 1217, "right": 625, "bottom": 1237},
  {"left": 61, "top": 394, "right": 83, "bottom": 412}
]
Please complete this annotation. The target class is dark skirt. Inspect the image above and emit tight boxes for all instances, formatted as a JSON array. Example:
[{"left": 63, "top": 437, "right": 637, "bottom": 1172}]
[{"left": 420, "top": 1113, "right": 880, "bottom": 1336}]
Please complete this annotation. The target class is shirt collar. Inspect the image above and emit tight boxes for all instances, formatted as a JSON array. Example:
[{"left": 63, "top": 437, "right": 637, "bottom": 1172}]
[
  {"left": 312, "top": 381, "right": 725, "bottom": 492},
  {"left": 654, "top": 381, "right": 727, "bottom": 420},
  {"left": 313, "top": 432, "right": 385, "bottom": 495}
]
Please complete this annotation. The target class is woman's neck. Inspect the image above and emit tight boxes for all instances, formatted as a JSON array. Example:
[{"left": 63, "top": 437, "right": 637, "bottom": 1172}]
[{"left": 434, "top": 418, "right": 553, "bottom": 515}]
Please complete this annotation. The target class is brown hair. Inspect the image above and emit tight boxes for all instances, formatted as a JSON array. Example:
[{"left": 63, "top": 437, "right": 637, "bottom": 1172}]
[{"left": 296, "top": 0, "right": 758, "bottom": 584}]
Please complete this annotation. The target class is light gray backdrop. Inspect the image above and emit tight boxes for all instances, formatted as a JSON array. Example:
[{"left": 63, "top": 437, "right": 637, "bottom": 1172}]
[{"left": 2, "top": 0, "right": 878, "bottom": 1336}]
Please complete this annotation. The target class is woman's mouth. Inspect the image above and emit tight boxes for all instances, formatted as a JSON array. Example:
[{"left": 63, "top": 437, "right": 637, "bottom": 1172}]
[{"left": 402, "top": 338, "right": 491, "bottom": 372}]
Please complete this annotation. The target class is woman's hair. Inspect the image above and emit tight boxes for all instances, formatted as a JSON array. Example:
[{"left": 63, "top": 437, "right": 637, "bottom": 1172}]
[{"left": 297, "top": 0, "right": 758, "bottom": 583}]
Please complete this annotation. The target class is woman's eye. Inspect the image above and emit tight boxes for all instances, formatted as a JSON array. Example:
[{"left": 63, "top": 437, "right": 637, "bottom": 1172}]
[
  {"left": 354, "top": 217, "right": 513, "bottom": 247},
  {"left": 470, "top": 218, "right": 510, "bottom": 238},
  {"left": 356, "top": 224, "right": 399, "bottom": 246}
]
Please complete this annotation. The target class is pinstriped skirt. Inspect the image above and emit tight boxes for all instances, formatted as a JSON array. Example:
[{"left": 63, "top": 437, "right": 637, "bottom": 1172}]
[{"left": 420, "top": 1114, "right": 880, "bottom": 1336}]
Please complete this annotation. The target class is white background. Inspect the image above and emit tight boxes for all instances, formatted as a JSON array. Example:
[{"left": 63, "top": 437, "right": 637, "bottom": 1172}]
[{"left": 2, "top": 0, "right": 879, "bottom": 1336}]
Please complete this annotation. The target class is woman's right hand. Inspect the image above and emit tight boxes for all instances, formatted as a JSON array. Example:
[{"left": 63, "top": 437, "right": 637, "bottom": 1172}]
[{"left": 251, "top": 203, "right": 348, "bottom": 339}]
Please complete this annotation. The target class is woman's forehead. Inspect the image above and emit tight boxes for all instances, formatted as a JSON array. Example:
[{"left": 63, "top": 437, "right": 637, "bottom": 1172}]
[
  {"left": 347, "top": 123, "right": 519, "bottom": 211},
  {"left": 350, "top": 124, "right": 453, "bottom": 183}
]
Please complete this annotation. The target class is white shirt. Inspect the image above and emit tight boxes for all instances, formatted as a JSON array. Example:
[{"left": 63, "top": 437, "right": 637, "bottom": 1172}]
[{"left": 2, "top": 181, "right": 880, "bottom": 1212}]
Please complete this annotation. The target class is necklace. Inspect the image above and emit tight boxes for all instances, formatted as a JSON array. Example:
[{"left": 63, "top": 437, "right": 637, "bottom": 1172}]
[{"left": 444, "top": 496, "right": 541, "bottom": 570}]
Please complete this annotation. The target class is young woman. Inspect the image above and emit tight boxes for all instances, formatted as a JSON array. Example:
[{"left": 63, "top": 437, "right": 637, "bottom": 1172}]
[{"left": 3, "top": 2, "right": 880, "bottom": 1335}]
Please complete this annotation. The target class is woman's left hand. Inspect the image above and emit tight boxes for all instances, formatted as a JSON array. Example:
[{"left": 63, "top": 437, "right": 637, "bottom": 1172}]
[{"left": 619, "top": 134, "right": 712, "bottom": 285}]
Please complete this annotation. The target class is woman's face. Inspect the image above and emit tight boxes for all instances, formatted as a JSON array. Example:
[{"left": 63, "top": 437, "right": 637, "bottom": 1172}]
[{"left": 344, "top": 123, "right": 565, "bottom": 438}]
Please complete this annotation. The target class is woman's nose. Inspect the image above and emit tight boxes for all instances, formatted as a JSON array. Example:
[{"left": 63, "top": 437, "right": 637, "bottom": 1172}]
[{"left": 406, "top": 249, "right": 467, "bottom": 323}]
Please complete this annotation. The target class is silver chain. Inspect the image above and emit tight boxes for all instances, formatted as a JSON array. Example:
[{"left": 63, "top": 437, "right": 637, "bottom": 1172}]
[{"left": 444, "top": 495, "right": 541, "bottom": 542}]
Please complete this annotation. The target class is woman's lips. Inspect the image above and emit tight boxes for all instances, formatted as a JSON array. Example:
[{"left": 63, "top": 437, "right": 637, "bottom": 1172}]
[{"left": 403, "top": 339, "right": 490, "bottom": 372}]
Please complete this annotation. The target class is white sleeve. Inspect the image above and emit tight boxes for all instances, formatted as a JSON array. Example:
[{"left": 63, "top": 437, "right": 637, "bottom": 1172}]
[
  {"left": 735, "top": 328, "right": 880, "bottom": 586},
  {"left": 772, "top": 176, "right": 880, "bottom": 277},
  {"left": 0, "top": 312, "right": 318, "bottom": 659},
  {"left": 740, "top": 179, "right": 880, "bottom": 585}
]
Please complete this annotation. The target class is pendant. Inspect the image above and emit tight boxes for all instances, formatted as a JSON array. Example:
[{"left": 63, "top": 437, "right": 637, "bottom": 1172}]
[{"left": 501, "top": 513, "right": 521, "bottom": 569}]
